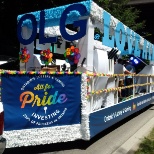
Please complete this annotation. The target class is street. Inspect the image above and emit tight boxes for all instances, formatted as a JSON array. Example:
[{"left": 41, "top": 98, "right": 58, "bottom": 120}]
[{"left": 3, "top": 104, "right": 154, "bottom": 154}]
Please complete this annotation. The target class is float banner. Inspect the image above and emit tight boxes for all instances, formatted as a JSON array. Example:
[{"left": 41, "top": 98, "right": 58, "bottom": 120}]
[
  {"left": 1, "top": 74, "right": 81, "bottom": 131},
  {"left": 89, "top": 93, "right": 153, "bottom": 138}
]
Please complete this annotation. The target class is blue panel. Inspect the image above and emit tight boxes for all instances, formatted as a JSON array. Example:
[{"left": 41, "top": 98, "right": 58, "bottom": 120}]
[
  {"left": 89, "top": 93, "right": 153, "bottom": 138},
  {"left": 1, "top": 74, "right": 81, "bottom": 131}
]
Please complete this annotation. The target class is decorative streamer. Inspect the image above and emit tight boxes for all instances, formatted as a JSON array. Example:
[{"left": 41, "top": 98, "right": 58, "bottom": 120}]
[{"left": 0, "top": 70, "right": 82, "bottom": 75}]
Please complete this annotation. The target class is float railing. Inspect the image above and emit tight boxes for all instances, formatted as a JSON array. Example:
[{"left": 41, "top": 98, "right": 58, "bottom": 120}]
[{"left": 86, "top": 73, "right": 154, "bottom": 112}]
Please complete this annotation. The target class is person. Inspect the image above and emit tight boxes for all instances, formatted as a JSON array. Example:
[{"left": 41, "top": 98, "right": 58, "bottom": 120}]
[
  {"left": 125, "top": 61, "right": 136, "bottom": 97},
  {"left": 114, "top": 58, "right": 133, "bottom": 98}
]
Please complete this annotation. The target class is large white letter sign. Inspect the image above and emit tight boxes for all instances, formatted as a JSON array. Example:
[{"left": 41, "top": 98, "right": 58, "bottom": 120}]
[{"left": 102, "top": 11, "right": 114, "bottom": 48}]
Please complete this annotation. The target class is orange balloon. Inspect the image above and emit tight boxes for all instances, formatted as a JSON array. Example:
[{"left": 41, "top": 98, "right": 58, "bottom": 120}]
[{"left": 70, "top": 46, "right": 75, "bottom": 52}]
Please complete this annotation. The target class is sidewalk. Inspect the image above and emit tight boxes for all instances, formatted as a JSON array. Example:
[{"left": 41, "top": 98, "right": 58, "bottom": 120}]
[{"left": 112, "top": 112, "right": 154, "bottom": 154}]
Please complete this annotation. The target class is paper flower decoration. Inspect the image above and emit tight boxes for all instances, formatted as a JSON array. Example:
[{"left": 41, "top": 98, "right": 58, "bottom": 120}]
[
  {"left": 19, "top": 47, "right": 30, "bottom": 63},
  {"left": 40, "top": 48, "right": 53, "bottom": 65},
  {"left": 64, "top": 46, "right": 80, "bottom": 65}
]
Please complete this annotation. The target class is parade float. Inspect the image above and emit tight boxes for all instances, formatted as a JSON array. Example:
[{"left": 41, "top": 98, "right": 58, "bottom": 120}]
[{"left": 1, "top": 0, "right": 154, "bottom": 148}]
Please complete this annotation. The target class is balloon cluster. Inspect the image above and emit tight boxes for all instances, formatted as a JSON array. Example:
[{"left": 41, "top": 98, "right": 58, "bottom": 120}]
[
  {"left": 64, "top": 46, "right": 80, "bottom": 65},
  {"left": 19, "top": 47, "right": 30, "bottom": 63},
  {"left": 40, "top": 48, "right": 53, "bottom": 65}
]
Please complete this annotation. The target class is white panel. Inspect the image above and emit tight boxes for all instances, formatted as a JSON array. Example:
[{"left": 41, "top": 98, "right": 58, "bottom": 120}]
[
  {"left": 105, "top": 77, "right": 115, "bottom": 107},
  {"left": 92, "top": 77, "right": 108, "bottom": 110},
  {"left": 78, "top": 18, "right": 94, "bottom": 71},
  {"left": 93, "top": 49, "right": 109, "bottom": 73},
  {"left": 33, "top": 55, "right": 41, "bottom": 71},
  {"left": 92, "top": 76, "right": 115, "bottom": 110}
]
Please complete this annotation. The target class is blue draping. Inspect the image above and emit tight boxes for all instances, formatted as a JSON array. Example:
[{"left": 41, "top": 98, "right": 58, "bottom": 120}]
[
  {"left": 1, "top": 74, "right": 81, "bottom": 131},
  {"left": 89, "top": 93, "right": 153, "bottom": 138}
]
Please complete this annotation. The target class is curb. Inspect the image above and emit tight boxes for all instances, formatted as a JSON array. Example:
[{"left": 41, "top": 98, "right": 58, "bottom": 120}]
[{"left": 112, "top": 115, "right": 154, "bottom": 154}]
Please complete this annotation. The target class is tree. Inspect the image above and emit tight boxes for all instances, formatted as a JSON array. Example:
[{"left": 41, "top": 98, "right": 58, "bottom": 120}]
[
  {"left": 94, "top": 0, "right": 146, "bottom": 31},
  {"left": 0, "top": 0, "right": 150, "bottom": 58}
]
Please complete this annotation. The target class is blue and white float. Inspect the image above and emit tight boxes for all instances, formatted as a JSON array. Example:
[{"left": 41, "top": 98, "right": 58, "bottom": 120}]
[{"left": 1, "top": 0, "right": 154, "bottom": 148}]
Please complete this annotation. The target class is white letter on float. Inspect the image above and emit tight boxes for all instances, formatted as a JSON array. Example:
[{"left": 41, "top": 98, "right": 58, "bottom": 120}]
[{"left": 102, "top": 11, "right": 114, "bottom": 48}]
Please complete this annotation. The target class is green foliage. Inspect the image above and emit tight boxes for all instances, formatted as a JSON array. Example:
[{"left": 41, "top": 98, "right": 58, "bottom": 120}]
[
  {"left": 135, "top": 128, "right": 154, "bottom": 154},
  {"left": 94, "top": 0, "right": 146, "bottom": 31}
]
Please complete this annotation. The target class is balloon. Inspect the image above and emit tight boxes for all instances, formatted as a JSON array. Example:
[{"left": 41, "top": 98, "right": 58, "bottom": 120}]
[
  {"left": 71, "top": 52, "right": 74, "bottom": 56},
  {"left": 74, "top": 59, "right": 79, "bottom": 64},
  {"left": 66, "top": 51, "right": 71, "bottom": 56},
  {"left": 27, "top": 54, "right": 30, "bottom": 58},
  {"left": 64, "top": 47, "right": 80, "bottom": 65},
  {"left": 64, "top": 52, "right": 67, "bottom": 57},
  {"left": 66, "top": 48, "right": 71, "bottom": 52},
  {"left": 74, "top": 48, "right": 79, "bottom": 53},
  {"left": 76, "top": 53, "right": 81, "bottom": 59},
  {"left": 40, "top": 48, "right": 53, "bottom": 65},
  {"left": 70, "top": 46, "right": 75, "bottom": 52},
  {"left": 19, "top": 47, "right": 30, "bottom": 63},
  {"left": 69, "top": 59, "right": 74, "bottom": 65}
]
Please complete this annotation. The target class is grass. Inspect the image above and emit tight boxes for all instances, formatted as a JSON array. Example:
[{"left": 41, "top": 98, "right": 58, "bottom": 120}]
[{"left": 135, "top": 128, "right": 154, "bottom": 154}]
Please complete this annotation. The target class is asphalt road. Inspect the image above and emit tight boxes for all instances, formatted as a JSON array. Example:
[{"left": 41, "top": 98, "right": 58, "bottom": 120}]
[{"left": 3, "top": 104, "right": 154, "bottom": 154}]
